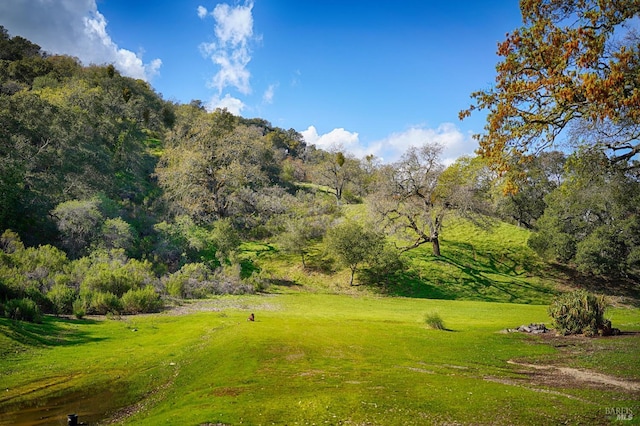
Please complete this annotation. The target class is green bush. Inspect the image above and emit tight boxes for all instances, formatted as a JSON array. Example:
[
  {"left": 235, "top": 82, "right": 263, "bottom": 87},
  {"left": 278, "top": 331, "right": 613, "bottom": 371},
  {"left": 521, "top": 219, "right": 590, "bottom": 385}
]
[
  {"left": 358, "top": 245, "right": 405, "bottom": 286},
  {"left": 81, "top": 264, "right": 133, "bottom": 297},
  {"left": 121, "top": 286, "right": 163, "bottom": 314},
  {"left": 164, "top": 263, "right": 213, "bottom": 299},
  {"left": 47, "top": 283, "right": 76, "bottom": 315},
  {"left": 24, "top": 285, "right": 52, "bottom": 314},
  {"left": 4, "top": 298, "right": 42, "bottom": 322},
  {"left": 88, "top": 291, "right": 122, "bottom": 315},
  {"left": 72, "top": 298, "right": 86, "bottom": 319},
  {"left": 80, "top": 253, "right": 157, "bottom": 297},
  {"left": 163, "top": 262, "right": 255, "bottom": 298},
  {"left": 424, "top": 312, "right": 445, "bottom": 330},
  {"left": 575, "top": 226, "right": 627, "bottom": 276},
  {"left": 548, "top": 290, "right": 609, "bottom": 336}
]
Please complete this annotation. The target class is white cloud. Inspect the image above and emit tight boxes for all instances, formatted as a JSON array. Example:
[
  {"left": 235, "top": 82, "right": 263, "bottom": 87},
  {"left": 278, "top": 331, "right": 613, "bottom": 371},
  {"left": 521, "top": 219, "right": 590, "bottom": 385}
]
[
  {"left": 372, "top": 123, "right": 476, "bottom": 164},
  {"left": 263, "top": 83, "right": 277, "bottom": 104},
  {"left": 199, "top": 1, "right": 255, "bottom": 97},
  {"left": 302, "top": 126, "right": 361, "bottom": 151},
  {"left": 212, "top": 3, "right": 254, "bottom": 47},
  {"left": 207, "top": 94, "right": 246, "bottom": 115},
  {"left": 0, "top": 0, "right": 161, "bottom": 81},
  {"left": 303, "top": 123, "right": 477, "bottom": 165},
  {"left": 197, "top": 6, "right": 208, "bottom": 19}
]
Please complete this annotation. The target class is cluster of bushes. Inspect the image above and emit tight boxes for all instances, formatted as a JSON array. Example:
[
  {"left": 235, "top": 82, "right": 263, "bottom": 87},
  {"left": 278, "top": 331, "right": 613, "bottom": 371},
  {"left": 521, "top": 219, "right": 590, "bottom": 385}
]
[
  {"left": 1, "top": 297, "right": 42, "bottom": 322},
  {"left": 0, "top": 230, "right": 258, "bottom": 322},
  {"left": 164, "top": 263, "right": 255, "bottom": 299}
]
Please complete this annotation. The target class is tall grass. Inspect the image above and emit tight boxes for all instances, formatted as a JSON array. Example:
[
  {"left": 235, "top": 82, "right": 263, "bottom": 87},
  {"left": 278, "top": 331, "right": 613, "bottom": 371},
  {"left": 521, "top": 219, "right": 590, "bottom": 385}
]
[
  {"left": 424, "top": 311, "right": 445, "bottom": 329},
  {"left": 548, "top": 289, "right": 609, "bottom": 336}
]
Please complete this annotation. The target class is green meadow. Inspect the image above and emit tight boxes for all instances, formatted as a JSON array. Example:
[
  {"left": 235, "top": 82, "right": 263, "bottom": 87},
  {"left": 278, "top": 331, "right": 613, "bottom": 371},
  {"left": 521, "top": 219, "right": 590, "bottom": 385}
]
[{"left": 1, "top": 294, "right": 639, "bottom": 425}]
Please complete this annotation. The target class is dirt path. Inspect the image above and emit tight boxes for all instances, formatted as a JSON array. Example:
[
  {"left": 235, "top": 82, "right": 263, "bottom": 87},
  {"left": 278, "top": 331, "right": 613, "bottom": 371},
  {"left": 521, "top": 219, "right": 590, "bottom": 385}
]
[{"left": 506, "top": 360, "right": 640, "bottom": 391}]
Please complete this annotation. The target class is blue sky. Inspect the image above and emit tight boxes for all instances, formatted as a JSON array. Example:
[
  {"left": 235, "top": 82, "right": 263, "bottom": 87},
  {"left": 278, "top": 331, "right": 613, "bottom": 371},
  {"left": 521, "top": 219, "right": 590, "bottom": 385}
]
[{"left": 0, "top": 1, "right": 524, "bottom": 163}]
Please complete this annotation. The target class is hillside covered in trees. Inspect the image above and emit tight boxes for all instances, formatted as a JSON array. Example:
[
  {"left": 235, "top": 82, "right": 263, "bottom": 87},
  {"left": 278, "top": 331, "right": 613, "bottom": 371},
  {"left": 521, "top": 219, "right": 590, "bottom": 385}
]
[{"left": 1, "top": 23, "right": 638, "bottom": 320}]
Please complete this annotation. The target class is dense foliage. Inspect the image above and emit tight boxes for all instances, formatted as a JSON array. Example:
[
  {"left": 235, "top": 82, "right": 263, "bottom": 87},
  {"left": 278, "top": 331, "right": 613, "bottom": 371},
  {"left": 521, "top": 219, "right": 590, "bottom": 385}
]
[
  {"left": 461, "top": 0, "right": 640, "bottom": 177},
  {"left": 528, "top": 151, "right": 640, "bottom": 276},
  {"left": 0, "top": 24, "right": 638, "bottom": 320}
]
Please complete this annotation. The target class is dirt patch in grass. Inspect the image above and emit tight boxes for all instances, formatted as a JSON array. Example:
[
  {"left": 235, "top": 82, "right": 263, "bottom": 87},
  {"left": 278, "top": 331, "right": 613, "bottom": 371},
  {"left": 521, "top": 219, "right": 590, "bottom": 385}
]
[
  {"left": 161, "top": 297, "right": 281, "bottom": 316},
  {"left": 505, "top": 360, "right": 640, "bottom": 391},
  {"left": 211, "top": 387, "right": 244, "bottom": 397},
  {"left": 494, "top": 332, "right": 640, "bottom": 397}
]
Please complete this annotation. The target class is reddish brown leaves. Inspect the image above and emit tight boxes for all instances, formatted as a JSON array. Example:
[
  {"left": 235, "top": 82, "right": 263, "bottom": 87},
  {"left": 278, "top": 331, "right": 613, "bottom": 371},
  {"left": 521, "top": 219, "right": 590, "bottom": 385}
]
[{"left": 460, "top": 0, "right": 640, "bottom": 178}]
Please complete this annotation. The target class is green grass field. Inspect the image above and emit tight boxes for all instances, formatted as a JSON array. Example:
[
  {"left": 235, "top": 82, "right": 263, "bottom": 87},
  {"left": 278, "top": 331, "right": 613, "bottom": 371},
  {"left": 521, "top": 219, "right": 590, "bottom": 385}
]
[
  {"left": 1, "top": 294, "right": 639, "bottom": 425},
  {"left": 1, "top": 217, "right": 639, "bottom": 425}
]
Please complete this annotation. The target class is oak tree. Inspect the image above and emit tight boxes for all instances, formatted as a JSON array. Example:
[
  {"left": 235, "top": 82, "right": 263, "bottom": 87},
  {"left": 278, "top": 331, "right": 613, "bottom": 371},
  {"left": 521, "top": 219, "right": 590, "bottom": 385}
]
[
  {"left": 369, "top": 143, "right": 446, "bottom": 256},
  {"left": 155, "top": 107, "right": 276, "bottom": 223},
  {"left": 461, "top": 0, "right": 640, "bottom": 176},
  {"left": 495, "top": 151, "right": 566, "bottom": 228},
  {"left": 325, "top": 220, "right": 385, "bottom": 286},
  {"left": 528, "top": 150, "right": 640, "bottom": 276},
  {"left": 312, "top": 149, "right": 364, "bottom": 203}
]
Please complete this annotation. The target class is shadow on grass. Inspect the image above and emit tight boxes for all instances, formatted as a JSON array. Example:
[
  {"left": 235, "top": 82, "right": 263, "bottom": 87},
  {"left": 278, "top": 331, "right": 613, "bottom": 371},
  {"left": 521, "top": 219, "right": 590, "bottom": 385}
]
[
  {"left": 441, "top": 240, "right": 541, "bottom": 277},
  {"left": 369, "top": 240, "right": 559, "bottom": 303},
  {"left": 371, "top": 270, "right": 457, "bottom": 300},
  {"left": 545, "top": 263, "right": 640, "bottom": 307},
  {"left": 437, "top": 255, "right": 558, "bottom": 303},
  {"left": 0, "top": 316, "right": 105, "bottom": 349}
]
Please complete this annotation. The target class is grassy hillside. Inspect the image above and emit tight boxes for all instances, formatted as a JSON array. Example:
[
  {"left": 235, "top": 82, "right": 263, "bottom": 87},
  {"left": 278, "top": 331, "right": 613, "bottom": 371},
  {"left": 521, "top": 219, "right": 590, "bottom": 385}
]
[
  {"left": 246, "top": 214, "right": 572, "bottom": 305},
  {"left": 1, "top": 294, "right": 638, "bottom": 425}
]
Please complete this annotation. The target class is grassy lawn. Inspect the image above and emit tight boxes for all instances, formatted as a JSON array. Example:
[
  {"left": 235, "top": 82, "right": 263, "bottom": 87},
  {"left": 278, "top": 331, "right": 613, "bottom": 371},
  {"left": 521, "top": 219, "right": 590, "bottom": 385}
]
[{"left": 1, "top": 293, "right": 638, "bottom": 425}]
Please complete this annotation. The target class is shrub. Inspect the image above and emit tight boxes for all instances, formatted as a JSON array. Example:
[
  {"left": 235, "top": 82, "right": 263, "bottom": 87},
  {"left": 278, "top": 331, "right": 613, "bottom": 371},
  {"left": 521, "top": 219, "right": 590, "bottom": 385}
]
[
  {"left": 80, "top": 252, "right": 157, "bottom": 297},
  {"left": 81, "top": 265, "right": 132, "bottom": 296},
  {"left": 72, "top": 298, "right": 85, "bottom": 319},
  {"left": 424, "top": 312, "right": 445, "bottom": 330},
  {"left": 4, "top": 298, "right": 42, "bottom": 322},
  {"left": 163, "top": 262, "right": 255, "bottom": 298},
  {"left": 47, "top": 283, "right": 76, "bottom": 315},
  {"left": 88, "top": 291, "right": 122, "bottom": 315},
  {"left": 24, "top": 285, "right": 52, "bottom": 314},
  {"left": 211, "top": 263, "right": 255, "bottom": 295},
  {"left": 164, "top": 263, "right": 214, "bottom": 298},
  {"left": 548, "top": 290, "right": 609, "bottom": 336},
  {"left": 358, "top": 245, "right": 405, "bottom": 286},
  {"left": 243, "top": 269, "right": 270, "bottom": 292},
  {"left": 121, "top": 286, "right": 163, "bottom": 314}
]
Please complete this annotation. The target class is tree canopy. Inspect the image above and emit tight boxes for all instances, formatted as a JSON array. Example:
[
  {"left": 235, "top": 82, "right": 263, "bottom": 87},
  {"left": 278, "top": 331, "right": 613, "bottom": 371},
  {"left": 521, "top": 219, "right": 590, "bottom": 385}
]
[
  {"left": 369, "top": 143, "right": 447, "bottom": 256},
  {"left": 461, "top": 0, "right": 640, "bottom": 176}
]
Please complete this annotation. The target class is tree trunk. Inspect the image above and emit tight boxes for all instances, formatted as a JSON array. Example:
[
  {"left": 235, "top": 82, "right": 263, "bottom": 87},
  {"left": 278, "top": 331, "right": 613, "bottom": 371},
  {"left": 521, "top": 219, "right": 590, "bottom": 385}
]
[
  {"left": 349, "top": 267, "right": 356, "bottom": 286},
  {"left": 431, "top": 236, "right": 441, "bottom": 257},
  {"left": 432, "top": 217, "right": 441, "bottom": 257}
]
